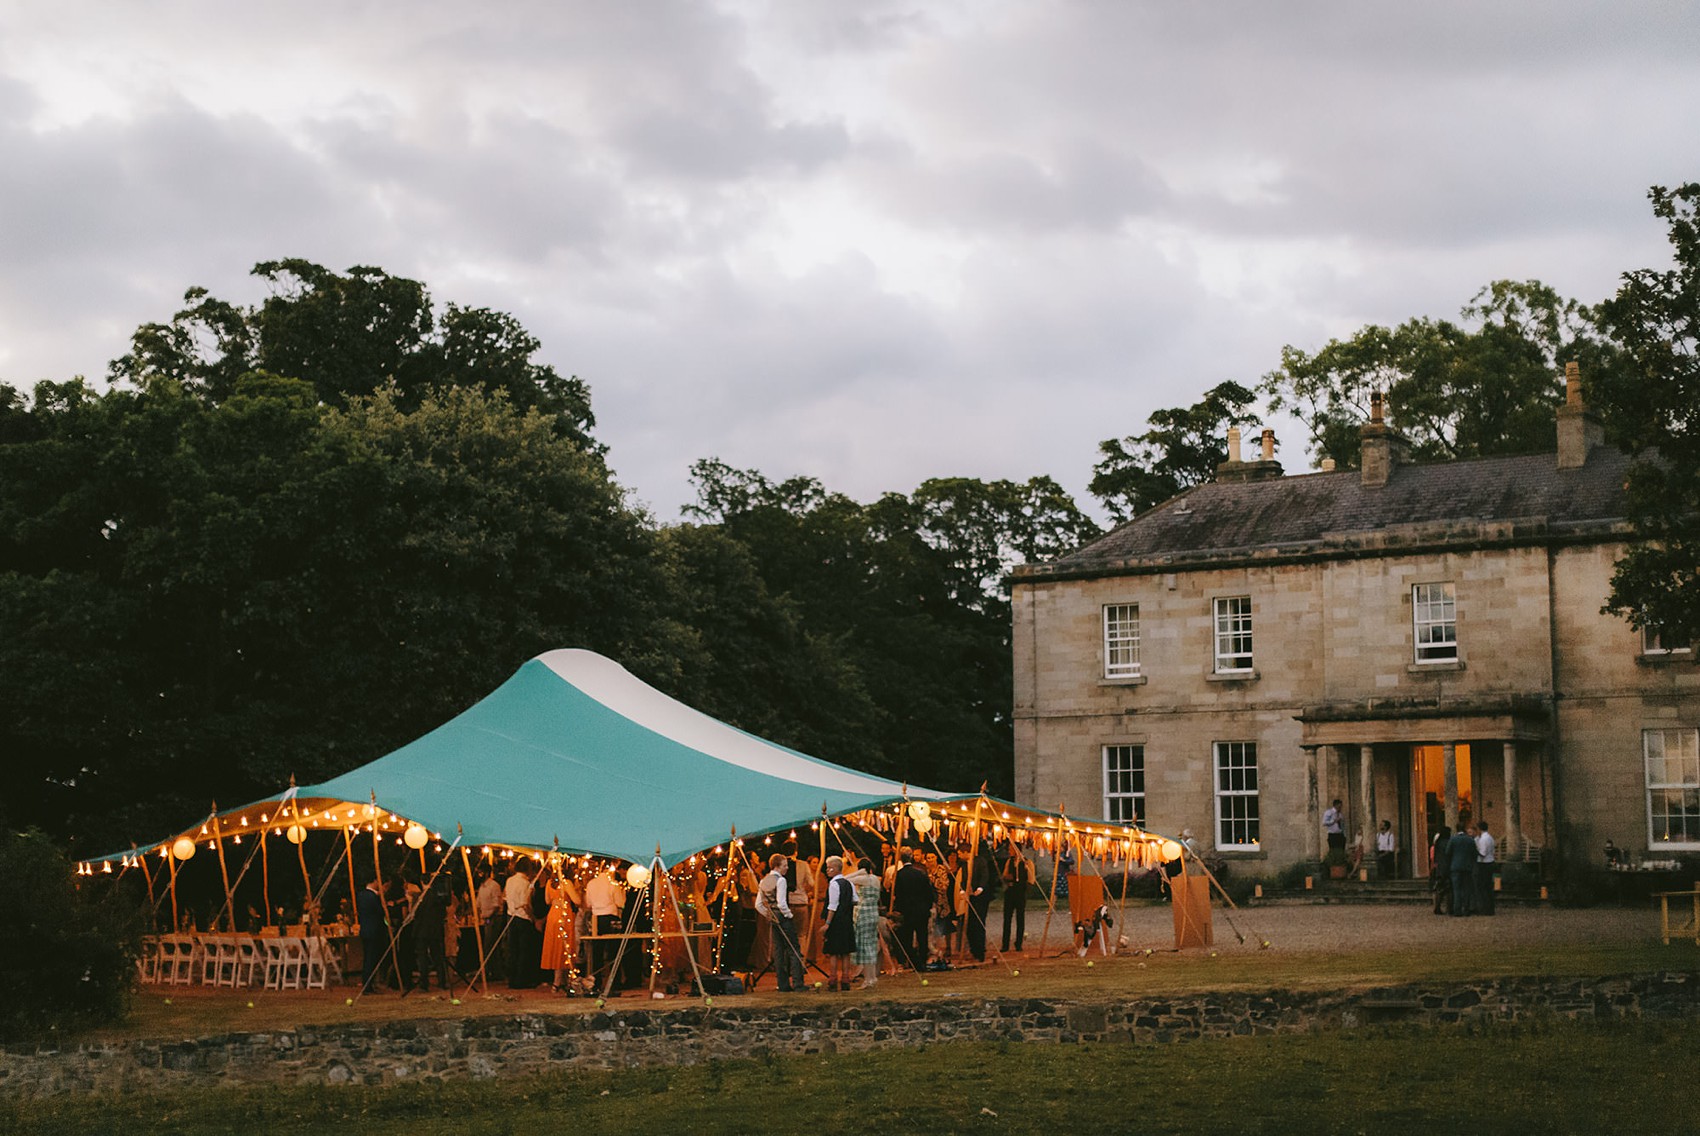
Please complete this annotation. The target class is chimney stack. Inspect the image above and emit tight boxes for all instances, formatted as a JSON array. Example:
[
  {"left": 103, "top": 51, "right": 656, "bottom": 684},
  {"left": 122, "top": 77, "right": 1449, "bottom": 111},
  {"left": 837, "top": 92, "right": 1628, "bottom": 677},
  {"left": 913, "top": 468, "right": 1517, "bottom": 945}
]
[
  {"left": 1556, "top": 360, "right": 1603, "bottom": 469},
  {"left": 1216, "top": 425, "right": 1284, "bottom": 483},
  {"left": 1359, "top": 390, "right": 1408, "bottom": 488}
]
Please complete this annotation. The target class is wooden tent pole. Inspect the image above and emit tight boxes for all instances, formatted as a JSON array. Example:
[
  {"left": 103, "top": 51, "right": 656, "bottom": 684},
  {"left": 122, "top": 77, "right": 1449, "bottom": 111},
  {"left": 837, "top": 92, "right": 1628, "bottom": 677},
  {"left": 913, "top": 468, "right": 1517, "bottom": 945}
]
[
  {"left": 260, "top": 828, "right": 272, "bottom": 928},
  {"left": 342, "top": 826, "right": 359, "bottom": 924},
  {"left": 134, "top": 845, "right": 156, "bottom": 924},
  {"left": 368, "top": 794, "right": 402, "bottom": 992},
  {"left": 211, "top": 805, "right": 236, "bottom": 931},
  {"left": 458, "top": 836, "right": 490, "bottom": 995},
  {"left": 166, "top": 846, "right": 181, "bottom": 932},
  {"left": 1035, "top": 807, "right": 1065, "bottom": 959}
]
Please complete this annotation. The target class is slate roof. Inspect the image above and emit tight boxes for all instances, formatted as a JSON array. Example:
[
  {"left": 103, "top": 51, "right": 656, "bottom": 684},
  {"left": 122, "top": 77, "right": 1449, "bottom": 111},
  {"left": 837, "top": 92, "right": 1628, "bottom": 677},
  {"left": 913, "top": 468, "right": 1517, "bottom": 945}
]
[{"left": 1032, "top": 446, "right": 1633, "bottom": 576}]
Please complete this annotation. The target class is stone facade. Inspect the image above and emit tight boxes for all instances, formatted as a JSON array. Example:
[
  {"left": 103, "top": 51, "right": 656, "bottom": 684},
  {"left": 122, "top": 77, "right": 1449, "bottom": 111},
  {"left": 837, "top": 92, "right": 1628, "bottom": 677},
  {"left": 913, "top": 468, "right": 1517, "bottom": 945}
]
[
  {"left": 1013, "top": 388, "right": 1700, "bottom": 877},
  {"left": 4, "top": 973, "right": 1696, "bottom": 1097}
]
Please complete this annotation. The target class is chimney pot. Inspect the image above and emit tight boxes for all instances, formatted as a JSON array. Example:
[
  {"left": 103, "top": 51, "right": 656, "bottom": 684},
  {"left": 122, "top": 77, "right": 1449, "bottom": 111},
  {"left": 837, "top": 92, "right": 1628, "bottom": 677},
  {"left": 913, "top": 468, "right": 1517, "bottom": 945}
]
[
  {"left": 1260, "top": 428, "right": 1275, "bottom": 461},
  {"left": 1556, "top": 360, "right": 1602, "bottom": 469},
  {"left": 1320, "top": 458, "right": 1336, "bottom": 472},
  {"left": 1226, "top": 426, "right": 1241, "bottom": 464},
  {"left": 1565, "top": 360, "right": 1582, "bottom": 408}
]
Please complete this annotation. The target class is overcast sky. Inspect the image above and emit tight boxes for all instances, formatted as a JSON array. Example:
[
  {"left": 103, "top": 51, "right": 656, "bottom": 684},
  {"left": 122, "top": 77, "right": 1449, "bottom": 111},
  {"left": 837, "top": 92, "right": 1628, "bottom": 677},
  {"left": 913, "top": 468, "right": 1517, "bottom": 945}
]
[{"left": 2, "top": 1, "right": 1695, "bottom": 519}]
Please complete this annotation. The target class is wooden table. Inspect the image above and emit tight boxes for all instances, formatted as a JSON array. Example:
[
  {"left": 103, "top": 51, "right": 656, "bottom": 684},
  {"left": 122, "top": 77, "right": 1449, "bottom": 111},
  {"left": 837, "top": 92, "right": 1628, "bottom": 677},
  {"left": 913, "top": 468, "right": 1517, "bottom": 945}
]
[{"left": 1654, "top": 888, "right": 1700, "bottom": 945}]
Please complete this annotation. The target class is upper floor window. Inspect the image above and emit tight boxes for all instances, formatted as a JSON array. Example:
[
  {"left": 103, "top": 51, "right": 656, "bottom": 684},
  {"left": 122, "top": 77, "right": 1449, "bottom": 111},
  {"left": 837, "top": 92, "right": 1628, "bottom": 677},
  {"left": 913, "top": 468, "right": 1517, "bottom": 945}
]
[
  {"left": 1645, "top": 728, "right": 1700, "bottom": 848},
  {"left": 1103, "top": 604, "right": 1141, "bottom": 678},
  {"left": 1642, "top": 627, "right": 1693, "bottom": 656},
  {"left": 1413, "top": 582, "right": 1458, "bottom": 664},
  {"left": 1213, "top": 596, "right": 1253, "bottom": 672},
  {"left": 1214, "top": 741, "right": 1259, "bottom": 849},
  {"left": 1102, "top": 744, "right": 1144, "bottom": 824}
]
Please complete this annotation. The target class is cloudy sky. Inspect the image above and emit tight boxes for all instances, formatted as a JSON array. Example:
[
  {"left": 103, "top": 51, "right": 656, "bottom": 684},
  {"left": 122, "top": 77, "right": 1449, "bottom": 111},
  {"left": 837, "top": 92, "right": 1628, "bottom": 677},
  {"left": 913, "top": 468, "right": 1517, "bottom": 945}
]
[{"left": 2, "top": 2, "right": 1695, "bottom": 519}]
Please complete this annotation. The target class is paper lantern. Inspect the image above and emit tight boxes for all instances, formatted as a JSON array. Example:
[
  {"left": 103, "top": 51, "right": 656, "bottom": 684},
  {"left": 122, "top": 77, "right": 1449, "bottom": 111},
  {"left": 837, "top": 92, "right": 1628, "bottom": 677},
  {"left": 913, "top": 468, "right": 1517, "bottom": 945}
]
[
  {"left": 626, "top": 863, "right": 652, "bottom": 889},
  {"left": 172, "top": 837, "right": 197, "bottom": 861},
  {"left": 403, "top": 823, "right": 429, "bottom": 850},
  {"left": 1160, "top": 839, "right": 1183, "bottom": 862},
  {"left": 907, "top": 800, "right": 931, "bottom": 823},
  {"left": 913, "top": 817, "right": 934, "bottom": 836},
  {"left": 286, "top": 825, "right": 307, "bottom": 844}
]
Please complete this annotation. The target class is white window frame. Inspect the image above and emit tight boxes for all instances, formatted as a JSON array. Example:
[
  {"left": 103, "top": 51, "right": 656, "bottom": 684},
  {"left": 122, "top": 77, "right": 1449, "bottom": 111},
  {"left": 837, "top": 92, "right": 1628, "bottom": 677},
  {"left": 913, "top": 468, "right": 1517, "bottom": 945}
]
[
  {"left": 1645, "top": 728, "right": 1700, "bottom": 850},
  {"left": 1412, "top": 582, "right": 1458, "bottom": 664},
  {"left": 1102, "top": 603, "right": 1141, "bottom": 679},
  {"left": 1642, "top": 627, "right": 1693, "bottom": 656},
  {"left": 1213, "top": 741, "right": 1259, "bottom": 850},
  {"left": 1213, "top": 596, "right": 1253, "bottom": 673},
  {"left": 1102, "top": 744, "right": 1145, "bottom": 824}
]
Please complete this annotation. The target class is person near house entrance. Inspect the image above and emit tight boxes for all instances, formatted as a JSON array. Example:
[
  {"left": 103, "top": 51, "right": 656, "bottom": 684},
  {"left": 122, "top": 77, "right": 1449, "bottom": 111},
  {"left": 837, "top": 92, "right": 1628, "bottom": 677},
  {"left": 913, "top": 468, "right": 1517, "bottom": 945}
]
[
  {"left": 1475, "top": 820, "right": 1497, "bottom": 915},
  {"left": 1323, "top": 799, "right": 1345, "bottom": 853},
  {"left": 1376, "top": 820, "right": 1397, "bottom": 878},
  {"left": 1447, "top": 823, "right": 1479, "bottom": 916}
]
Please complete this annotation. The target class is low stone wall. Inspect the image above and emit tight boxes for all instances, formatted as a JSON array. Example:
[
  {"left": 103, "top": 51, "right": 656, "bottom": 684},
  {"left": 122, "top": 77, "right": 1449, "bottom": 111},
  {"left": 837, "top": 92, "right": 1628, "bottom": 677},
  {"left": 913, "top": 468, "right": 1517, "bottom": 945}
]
[{"left": 4, "top": 972, "right": 1696, "bottom": 1098}]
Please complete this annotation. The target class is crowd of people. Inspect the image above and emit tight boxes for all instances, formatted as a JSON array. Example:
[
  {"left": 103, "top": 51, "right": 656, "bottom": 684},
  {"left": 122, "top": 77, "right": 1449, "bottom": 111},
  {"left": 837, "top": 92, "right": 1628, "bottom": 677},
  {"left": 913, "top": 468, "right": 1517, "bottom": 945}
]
[
  {"left": 1428, "top": 818, "right": 1498, "bottom": 916},
  {"left": 349, "top": 835, "right": 1043, "bottom": 997}
]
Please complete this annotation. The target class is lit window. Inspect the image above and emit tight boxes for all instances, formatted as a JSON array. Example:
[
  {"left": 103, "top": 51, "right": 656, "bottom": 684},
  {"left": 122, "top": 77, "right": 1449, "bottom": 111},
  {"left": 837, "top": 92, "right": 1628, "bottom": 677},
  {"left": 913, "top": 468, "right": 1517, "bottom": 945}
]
[
  {"left": 1103, "top": 604, "right": 1140, "bottom": 678},
  {"left": 1413, "top": 583, "right": 1458, "bottom": 664},
  {"left": 1214, "top": 741, "right": 1259, "bottom": 849},
  {"left": 1642, "top": 627, "right": 1693, "bottom": 656},
  {"left": 1646, "top": 728, "right": 1700, "bottom": 848},
  {"left": 1213, "top": 596, "right": 1253, "bottom": 672},
  {"left": 1102, "top": 745, "right": 1144, "bottom": 824}
]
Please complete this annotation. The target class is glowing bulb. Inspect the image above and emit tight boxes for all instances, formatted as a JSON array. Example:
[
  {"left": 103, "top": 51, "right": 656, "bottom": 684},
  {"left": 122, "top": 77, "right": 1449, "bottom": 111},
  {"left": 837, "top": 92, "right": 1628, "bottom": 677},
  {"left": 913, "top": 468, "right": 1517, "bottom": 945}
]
[
  {"left": 172, "top": 837, "right": 197, "bottom": 861},
  {"left": 403, "top": 823, "right": 429, "bottom": 850},
  {"left": 627, "top": 863, "right": 652, "bottom": 889},
  {"left": 286, "top": 825, "right": 307, "bottom": 844},
  {"left": 1160, "top": 840, "right": 1183, "bottom": 863}
]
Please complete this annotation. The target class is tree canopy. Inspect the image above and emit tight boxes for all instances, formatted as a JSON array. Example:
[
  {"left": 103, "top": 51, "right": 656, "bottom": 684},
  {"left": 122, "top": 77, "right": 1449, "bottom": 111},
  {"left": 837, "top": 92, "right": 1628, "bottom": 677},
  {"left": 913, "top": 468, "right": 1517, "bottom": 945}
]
[
  {"left": 1089, "top": 381, "right": 1259, "bottom": 523},
  {"left": 1596, "top": 182, "right": 1700, "bottom": 646}
]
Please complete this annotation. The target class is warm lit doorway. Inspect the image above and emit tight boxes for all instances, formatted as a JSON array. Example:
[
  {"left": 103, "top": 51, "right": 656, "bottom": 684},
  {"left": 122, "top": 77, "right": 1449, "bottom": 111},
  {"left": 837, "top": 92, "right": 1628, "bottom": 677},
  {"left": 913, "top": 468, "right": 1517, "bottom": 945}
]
[{"left": 1412, "top": 744, "right": 1472, "bottom": 876}]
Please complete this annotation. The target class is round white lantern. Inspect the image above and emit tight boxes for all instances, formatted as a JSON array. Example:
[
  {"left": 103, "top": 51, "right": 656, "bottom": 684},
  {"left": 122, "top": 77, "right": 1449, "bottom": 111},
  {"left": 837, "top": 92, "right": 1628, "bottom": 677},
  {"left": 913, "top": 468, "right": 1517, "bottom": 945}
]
[
  {"left": 403, "top": 823, "right": 429, "bottom": 850},
  {"left": 171, "top": 837, "right": 197, "bottom": 861},
  {"left": 907, "top": 800, "right": 931, "bottom": 823},
  {"left": 626, "top": 863, "right": 652, "bottom": 889},
  {"left": 1160, "top": 839, "right": 1183, "bottom": 863},
  {"left": 285, "top": 824, "right": 307, "bottom": 845}
]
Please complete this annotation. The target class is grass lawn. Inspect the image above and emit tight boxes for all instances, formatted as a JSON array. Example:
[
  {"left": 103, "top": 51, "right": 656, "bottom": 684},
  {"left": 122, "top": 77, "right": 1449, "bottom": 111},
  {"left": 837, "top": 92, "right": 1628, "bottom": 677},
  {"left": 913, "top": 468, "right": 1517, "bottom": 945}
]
[{"left": 7, "top": 1017, "right": 1698, "bottom": 1135}]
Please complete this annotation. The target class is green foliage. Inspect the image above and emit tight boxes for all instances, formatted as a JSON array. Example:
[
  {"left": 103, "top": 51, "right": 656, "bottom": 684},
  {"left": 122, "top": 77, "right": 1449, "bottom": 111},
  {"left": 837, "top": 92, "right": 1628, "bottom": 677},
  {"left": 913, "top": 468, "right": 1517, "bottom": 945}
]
[
  {"left": 1089, "top": 381, "right": 1258, "bottom": 522},
  {"left": 1262, "top": 280, "right": 1622, "bottom": 469},
  {"left": 1597, "top": 183, "right": 1700, "bottom": 647},
  {"left": 0, "top": 830, "right": 143, "bottom": 1043}
]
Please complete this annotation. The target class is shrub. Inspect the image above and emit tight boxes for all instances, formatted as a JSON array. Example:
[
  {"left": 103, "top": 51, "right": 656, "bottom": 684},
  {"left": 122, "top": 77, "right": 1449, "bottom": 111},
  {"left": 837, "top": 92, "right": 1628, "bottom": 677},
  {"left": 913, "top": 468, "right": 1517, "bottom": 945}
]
[{"left": 0, "top": 829, "right": 145, "bottom": 1043}]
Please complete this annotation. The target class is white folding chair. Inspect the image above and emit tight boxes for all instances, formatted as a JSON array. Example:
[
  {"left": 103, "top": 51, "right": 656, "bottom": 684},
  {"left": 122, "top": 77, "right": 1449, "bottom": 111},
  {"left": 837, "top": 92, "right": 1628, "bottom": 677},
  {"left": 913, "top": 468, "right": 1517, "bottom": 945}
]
[
  {"left": 279, "top": 937, "right": 309, "bottom": 990},
  {"left": 233, "top": 936, "right": 261, "bottom": 987},
  {"left": 137, "top": 936, "right": 161, "bottom": 984},
  {"left": 301, "top": 937, "right": 329, "bottom": 989},
  {"left": 161, "top": 935, "right": 196, "bottom": 985},
  {"left": 261, "top": 938, "right": 288, "bottom": 990}
]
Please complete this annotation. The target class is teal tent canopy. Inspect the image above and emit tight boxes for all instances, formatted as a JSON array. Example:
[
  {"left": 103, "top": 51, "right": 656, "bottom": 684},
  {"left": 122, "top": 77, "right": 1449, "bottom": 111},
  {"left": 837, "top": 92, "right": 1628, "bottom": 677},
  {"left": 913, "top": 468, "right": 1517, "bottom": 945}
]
[{"left": 282, "top": 649, "right": 950, "bottom": 866}]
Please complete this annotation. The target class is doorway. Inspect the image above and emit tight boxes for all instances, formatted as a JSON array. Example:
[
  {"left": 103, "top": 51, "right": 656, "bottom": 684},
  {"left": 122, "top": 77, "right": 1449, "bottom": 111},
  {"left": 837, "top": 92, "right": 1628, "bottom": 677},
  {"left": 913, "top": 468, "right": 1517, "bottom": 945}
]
[{"left": 1411, "top": 744, "right": 1472, "bottom": 877}]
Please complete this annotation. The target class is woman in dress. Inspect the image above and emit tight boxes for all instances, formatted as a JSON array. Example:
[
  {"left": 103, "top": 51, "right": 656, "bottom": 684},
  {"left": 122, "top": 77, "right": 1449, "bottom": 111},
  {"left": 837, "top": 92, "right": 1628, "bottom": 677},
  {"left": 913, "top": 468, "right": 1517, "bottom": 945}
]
[
  {"left": 847, "top": 857, "right": 883, "bottom": 988},
  {"left": 820, "top": 855, "right": 858, "bottom": 990},
  {"left": 539, "top": 864, "right": 583, "bottom": 993}
]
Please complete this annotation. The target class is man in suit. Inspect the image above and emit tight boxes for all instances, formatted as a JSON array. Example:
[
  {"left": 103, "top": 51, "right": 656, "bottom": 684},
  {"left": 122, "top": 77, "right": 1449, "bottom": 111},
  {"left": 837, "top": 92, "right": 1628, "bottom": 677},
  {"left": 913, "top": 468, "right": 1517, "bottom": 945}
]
[
  {"left": 1447, "top": 822, "right": 1480, "bottom": 917},
  {"left": 356, "top": 875, "right": 390, "bottom": 993},
  {"left": 891, "top": 849, "right": 936, "bottom": 971}
]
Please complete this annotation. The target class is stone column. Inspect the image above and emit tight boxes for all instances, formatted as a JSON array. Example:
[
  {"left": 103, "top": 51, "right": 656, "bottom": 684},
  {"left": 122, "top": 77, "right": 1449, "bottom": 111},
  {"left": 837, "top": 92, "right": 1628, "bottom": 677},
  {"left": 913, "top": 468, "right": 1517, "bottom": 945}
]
[
  {"left": 1303, "top": 746, "right": 1320, "bottom": 863},
  {"left": 1502, "top": 741, "right": 1522, "bottom": 860},
  {"left": 1359, "top": 744, "right": 1377, "bottom": 876},
  {"left": 1442, "top": 742, "right": 1459, "bottom": 830}
]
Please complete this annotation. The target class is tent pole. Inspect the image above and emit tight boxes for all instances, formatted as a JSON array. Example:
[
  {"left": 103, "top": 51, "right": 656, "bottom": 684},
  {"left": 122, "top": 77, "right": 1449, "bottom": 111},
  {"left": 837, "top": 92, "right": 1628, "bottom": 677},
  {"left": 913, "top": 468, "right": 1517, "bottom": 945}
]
[
  {"left": 654, "top": 852, "right": 711, "bottom": 1000},
  {"left": 211, "top": 805, "right": 236, "bottom": 931},
  {"left": 166, "top": 846, "right": 181, "bottom": 932},
  {"left": 710, "top": 827, "right": 737, "bottom": 974},
  {"left": 342, "top": 826, "right": 359, "bottom": 925},
  {"left": 647, "top": 849, "right": 664, "bottom": 997},
  {"left": 600, "top": 862, "right": 648, "bottom": 1000},
  {"left": 1036, "top": 808, "right": 1065, "bottom": 960},
  {"left": 134, "top": 845, "right": 157, "bottom": 929},
  {"left": 459, "top": 838, "right": 489, "bottom": 995},
  {"left": 260, "top": 829, "right": 272, "bottom": 928},
  {"left": 368, "top": 794, "right": 402, "bottom": 993}
]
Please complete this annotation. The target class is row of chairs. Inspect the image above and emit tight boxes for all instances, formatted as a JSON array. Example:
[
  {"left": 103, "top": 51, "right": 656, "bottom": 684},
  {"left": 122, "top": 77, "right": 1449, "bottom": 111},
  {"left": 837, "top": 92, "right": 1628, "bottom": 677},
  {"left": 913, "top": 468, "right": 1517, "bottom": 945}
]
[{"left": 139, "top": 934, "right": 343, "bottom": 990}]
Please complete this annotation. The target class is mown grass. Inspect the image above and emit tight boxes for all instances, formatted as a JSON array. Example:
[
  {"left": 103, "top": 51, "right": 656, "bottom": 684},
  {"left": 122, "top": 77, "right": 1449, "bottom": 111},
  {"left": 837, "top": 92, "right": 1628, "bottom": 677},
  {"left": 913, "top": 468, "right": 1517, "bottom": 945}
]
[{"left": 8, "top": 1016, "right": 1699, "bottom": 1135}]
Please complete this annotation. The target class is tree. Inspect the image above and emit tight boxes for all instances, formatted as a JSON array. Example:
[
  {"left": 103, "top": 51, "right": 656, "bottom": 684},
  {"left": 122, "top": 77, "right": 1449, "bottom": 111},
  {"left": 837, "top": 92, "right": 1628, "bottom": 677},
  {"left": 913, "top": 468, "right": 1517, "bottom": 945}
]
[
  {"left": 1597, "top": 182, "right": 1700, "bottom": 647},
  {"left": 1089, "top": 381, "right": 1258, "bottom": 522},
  {"left": 1262, "top": 281, "right": 1620, "bottom": 469}
]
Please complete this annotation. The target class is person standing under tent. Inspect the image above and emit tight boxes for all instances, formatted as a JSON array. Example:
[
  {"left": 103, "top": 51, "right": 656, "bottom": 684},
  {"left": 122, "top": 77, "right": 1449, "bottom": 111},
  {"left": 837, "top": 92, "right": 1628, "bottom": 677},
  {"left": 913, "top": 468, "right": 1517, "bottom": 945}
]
[
  {"left": 891, "top": 849, "right": 935, "bottom": 971},
  {"left": 820, "top": 855, "right": 858, "bottom": 990},
  {"left": 475, "top": 866, "right": 506, "bottom": 982},
  {"left": 540, "top": 866, "right": 584, "bottom": 993},
  {"left": 585, "top": 864, "right": 624, "bottom": 991},
  {"left": 504, "top": 858, "right": 540, "bottom": 989},
  {"left": 1474, "top": 820, "right": 1497, "bottom": 916},
  {"left": 965, "top": 845, "right": 997, "bottom": 962},
  {"left": 1001, "top": 848, "right": 1035, "bottom": 953},
  {"left": 413, "top": 873, "right": 451, "bottom": 993},
  {"left": 1376, "top": 820, "right": 1398, "bottom": 879},
  {"left": 356, "top": 874, "right": 389, "bottom": 994},
  {"left": 846, "top": 857, "right": 884, "bottom": 988},
  {"left": 756, "top": 852, "right": 805, "bottom": 992}
]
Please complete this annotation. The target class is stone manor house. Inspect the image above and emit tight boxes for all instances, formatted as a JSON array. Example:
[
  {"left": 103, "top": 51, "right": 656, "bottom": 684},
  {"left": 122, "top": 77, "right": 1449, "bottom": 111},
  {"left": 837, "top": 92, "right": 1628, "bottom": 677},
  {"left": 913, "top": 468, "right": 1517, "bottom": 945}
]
[{"left": 1011, "top": 367, "right": 1699, "bottom": 878}]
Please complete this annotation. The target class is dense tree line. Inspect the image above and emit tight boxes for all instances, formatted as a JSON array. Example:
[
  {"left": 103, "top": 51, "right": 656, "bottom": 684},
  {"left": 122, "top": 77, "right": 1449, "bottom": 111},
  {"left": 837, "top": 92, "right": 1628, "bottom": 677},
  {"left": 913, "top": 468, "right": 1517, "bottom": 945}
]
[{"left": 4, "top": 182, "right": 1694, "bottom": 854}]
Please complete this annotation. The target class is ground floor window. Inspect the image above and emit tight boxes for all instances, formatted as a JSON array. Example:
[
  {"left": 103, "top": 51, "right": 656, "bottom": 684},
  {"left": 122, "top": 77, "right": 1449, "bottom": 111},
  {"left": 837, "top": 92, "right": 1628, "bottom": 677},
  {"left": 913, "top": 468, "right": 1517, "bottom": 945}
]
[
  {"left": 1102, "top": 744, "right": 1144, "bottom": 824},
  {"left": 1646, "top": 728, "right": 1700, "bottom": 847},
  {"left": 1214, "top": 741, "right": 1259, "bottom": 849}
]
